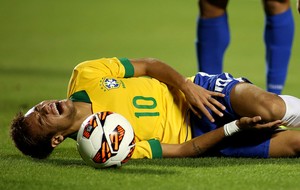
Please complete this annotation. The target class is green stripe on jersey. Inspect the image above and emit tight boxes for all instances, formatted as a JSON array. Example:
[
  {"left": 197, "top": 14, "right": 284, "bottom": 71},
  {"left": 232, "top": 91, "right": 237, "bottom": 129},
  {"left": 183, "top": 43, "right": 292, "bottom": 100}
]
[
  {"left": 148, "top": 139, "right": 162, "bottom": 159},
  {"left": 119, "top": 57, "right": 134, "bottom": 78},
  {"left": 69, "top": 90, "right": 91, "bottom": 103}
]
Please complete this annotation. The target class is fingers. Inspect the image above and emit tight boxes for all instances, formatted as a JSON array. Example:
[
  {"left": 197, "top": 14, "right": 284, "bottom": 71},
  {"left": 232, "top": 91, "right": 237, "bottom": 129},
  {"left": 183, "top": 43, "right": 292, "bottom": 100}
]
[
  {"left": 192, "top": 95, "right": 226, "bottom": 122},
  {"left": 201, "top": 107, "right": 215, "bottom": 123},
  {"left": 210, "top": 91, "right": 225, "bottom": 98},
  {"left": 207, "top": 96, "right": 226, "bottom": 111},
  {"left": 207, "top": 91, "right": 226, "bottom": 110},
  {"left": 189, "top": 105, "right": 201, "bottom": 119},
  {"left": 184, "top": 84, "right": 226, "bottom": 122},
  {"left": 205, "top": 101, "right": 223, "bottom": 119},
  {"left": 251, "top": 116, "right": 262, "bottom": 123},
  {"left": 190, "top": 103, "right": 216, "bottom": 123},
  {"left": 237, "top": 116, "right": 261, "bottom": 128},
  {"left": 204, "top": 94, "right": 225, "bottom": 119},
  {"left": 189, "top": 97, "right": 220, "bottom": 123},
  {"left": 238, "top": 116, "right": 283, "bottom": 130},
  {"left": 257, "top": 120, "right": 282, "bottom": 129}
]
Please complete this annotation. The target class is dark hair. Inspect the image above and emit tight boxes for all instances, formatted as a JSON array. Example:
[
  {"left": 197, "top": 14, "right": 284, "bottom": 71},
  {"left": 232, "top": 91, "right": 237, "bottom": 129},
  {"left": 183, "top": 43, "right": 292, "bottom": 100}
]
[{"left": 10, "top": 112, "right": 55, "bottom": 159}]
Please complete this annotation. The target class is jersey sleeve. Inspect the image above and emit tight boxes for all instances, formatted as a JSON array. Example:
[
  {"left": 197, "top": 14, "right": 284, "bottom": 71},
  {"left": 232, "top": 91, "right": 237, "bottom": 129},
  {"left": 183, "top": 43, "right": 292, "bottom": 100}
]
[
  {"left": 73, "top": 57, "right": 134, "bottom": 79},
  {"left": 131, "top": 139, "right": 163, "bottom": 159},
  {"left": 67, "top": 57, "right": 134, "bottom": 97},
  {"left": 118, "top": 58, "right": 134, "bottom": 78}
]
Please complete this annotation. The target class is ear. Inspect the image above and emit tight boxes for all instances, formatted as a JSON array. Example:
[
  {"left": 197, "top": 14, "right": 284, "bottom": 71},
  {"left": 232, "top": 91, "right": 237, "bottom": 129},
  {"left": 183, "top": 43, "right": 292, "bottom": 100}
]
[{"left": 51, "top": 135, "right": 65, "bottom": 147}]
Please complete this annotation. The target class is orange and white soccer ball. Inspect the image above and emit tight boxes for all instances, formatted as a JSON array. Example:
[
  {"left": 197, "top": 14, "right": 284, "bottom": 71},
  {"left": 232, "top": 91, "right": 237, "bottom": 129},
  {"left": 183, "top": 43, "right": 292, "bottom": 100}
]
[{"left": 77, "top": 112, "right": 135, "bottom": 169}]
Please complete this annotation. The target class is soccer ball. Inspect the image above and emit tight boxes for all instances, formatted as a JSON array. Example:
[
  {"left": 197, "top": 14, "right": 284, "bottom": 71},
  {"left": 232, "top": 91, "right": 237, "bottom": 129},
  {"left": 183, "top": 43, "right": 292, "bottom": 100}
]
[{"left": 77, "top": 111, "right": 135, "bottom": 169}]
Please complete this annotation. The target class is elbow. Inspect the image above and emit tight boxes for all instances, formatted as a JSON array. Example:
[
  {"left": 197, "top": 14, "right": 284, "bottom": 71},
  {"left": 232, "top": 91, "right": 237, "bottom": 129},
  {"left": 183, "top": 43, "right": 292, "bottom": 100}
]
[{"left": 144, "top": 57, "right": 160, "bottom": 64}]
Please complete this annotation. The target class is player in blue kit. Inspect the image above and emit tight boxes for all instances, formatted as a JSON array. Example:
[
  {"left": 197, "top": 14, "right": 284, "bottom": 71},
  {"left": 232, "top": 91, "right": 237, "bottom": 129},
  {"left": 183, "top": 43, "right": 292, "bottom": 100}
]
[{"left": 195, "top": 0, "right": 294, "bottom": 95}]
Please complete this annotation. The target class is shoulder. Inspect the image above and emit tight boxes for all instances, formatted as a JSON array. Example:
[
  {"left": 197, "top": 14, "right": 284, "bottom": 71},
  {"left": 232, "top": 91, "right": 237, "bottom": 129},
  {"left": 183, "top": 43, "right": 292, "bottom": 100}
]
[{"left": 74, "top": 57, "right": 120, "bottom": 70}]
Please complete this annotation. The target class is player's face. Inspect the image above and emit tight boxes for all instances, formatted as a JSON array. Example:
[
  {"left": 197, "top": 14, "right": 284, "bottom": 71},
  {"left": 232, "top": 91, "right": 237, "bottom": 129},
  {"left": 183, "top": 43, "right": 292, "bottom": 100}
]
[{"left": 24, "top": 99, "right": 76, "bottom": 135}]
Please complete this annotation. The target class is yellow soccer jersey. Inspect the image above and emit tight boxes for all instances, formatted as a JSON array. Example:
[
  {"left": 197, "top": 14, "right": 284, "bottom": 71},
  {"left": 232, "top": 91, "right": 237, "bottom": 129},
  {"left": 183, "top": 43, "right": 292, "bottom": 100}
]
[{"left": 67, "top": 57, "right": 192, "bottom": 159}]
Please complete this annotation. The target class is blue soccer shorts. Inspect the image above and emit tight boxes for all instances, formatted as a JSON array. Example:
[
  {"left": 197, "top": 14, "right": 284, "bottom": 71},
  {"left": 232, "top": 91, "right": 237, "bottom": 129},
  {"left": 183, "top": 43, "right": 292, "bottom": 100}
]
[{"left": 190, "top": 72, "right": 273, "bottom": 158}]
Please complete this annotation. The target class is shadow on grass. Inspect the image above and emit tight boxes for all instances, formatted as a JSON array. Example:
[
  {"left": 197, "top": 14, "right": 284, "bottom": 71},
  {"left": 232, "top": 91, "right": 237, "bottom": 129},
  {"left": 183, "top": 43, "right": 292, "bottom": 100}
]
[
  {"left": 3, "top": 149, "right": 300, "bottom": 175},
  {"left": 0, "top": 153, "right": 178, "bottom": 175},
  {"left": 127, "top": 156, "right": 300, "bottom": 169},
  {"left": 0, "top": 153, "right": 85, "bottom": 167}
]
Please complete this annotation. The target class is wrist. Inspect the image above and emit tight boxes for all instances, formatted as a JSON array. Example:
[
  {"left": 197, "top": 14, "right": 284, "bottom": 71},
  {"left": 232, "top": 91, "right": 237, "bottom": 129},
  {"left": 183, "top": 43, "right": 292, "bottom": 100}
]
[
  {"left": 180, "top": 78, "right": 192, "bottom": 92},
  {"left": 224, "top": 120, "right": 240, "bottom": 136}
]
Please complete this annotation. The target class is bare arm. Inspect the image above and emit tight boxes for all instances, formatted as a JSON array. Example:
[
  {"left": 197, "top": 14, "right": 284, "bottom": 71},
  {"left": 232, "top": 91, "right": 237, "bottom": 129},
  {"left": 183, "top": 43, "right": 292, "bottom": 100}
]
[
  {"left": 161, "top": 116, "right": 282, "bottom": 158},
  {"left": 129, "top": 58, "right": 225, "bottom": 122}
]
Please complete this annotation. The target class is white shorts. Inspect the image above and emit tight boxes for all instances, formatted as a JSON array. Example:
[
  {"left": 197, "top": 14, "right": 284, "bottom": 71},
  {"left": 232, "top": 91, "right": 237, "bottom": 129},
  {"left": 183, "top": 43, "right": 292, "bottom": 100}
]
[{"left": 280, "top": 95, "right": 300, "bottom": 128}]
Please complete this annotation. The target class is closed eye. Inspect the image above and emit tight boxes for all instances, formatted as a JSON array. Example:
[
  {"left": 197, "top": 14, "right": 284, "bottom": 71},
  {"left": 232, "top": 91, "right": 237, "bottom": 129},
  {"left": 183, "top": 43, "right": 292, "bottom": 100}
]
[{"left": 34, "top": 106, "right": 44, "bottom": 127}]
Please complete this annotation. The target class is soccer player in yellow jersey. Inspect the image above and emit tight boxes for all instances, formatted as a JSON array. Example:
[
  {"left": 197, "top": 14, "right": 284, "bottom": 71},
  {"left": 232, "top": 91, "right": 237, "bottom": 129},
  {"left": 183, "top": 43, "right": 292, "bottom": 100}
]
[
  {"left": 67, "top": 57, "right": 194, "bottom": 158},
  {"left": 10, "top": 57, "right": 300, "bottom": 159}
]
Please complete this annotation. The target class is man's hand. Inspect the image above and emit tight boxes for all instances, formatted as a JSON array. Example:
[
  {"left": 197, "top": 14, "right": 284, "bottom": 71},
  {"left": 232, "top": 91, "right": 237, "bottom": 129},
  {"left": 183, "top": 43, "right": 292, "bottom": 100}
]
[
  {"left": 236, "top": 116, "right": 283, "bottom": 130},
  {"left": 182, "top": 79, "right": 226, "bottom": 122}
]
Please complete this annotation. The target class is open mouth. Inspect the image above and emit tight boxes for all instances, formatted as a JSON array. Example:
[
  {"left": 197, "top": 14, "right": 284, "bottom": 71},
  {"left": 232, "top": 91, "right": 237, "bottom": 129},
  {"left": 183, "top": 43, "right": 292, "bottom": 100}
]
[{"left": 55, "top": 102, "right": 63, "bottom": 115}]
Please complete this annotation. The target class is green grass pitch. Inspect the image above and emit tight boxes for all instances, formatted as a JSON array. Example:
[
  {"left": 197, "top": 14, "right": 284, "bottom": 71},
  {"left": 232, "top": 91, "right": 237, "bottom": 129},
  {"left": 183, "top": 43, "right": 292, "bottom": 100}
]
[{"left": 1, "top": 0, "right": 300, "bottom": 189}]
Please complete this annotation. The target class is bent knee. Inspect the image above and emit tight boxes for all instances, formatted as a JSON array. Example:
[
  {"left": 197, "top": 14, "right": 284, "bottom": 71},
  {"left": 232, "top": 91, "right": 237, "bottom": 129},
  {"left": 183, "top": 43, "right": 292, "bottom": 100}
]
[
  {"left": 257, "top": 93, "right": 286, "bottom": 121},
  {"left": 230, "top": 83, "right": 285, "bottom": 120}
]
